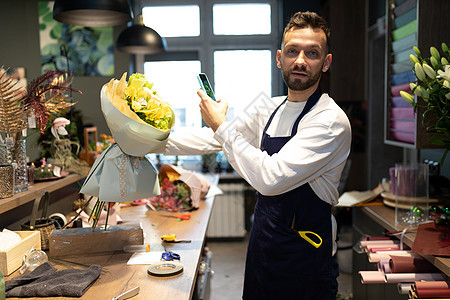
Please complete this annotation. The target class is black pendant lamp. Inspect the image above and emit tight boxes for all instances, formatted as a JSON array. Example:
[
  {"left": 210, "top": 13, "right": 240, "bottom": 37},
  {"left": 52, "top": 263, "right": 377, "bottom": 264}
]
[
  {"left": 116, "top": 15, "right": 167, "bottom": 55},
  {"left": 53, "top": 0, "right": 133, "bottom": 27}
]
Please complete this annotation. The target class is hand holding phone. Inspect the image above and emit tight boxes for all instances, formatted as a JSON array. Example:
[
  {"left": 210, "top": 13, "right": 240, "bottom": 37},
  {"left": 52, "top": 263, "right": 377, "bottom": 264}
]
[{"left": 197, "top": 73, "right": 216, "bottom": 101}]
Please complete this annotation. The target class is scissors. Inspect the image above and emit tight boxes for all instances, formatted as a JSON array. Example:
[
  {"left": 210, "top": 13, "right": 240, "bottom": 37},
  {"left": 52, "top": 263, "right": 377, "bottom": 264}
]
[
  {"left": 298, "top": 231, "right": 322, "bottom": 248},
  {"left": 162, "top": 249, "right": 181, "bottom": 261}
]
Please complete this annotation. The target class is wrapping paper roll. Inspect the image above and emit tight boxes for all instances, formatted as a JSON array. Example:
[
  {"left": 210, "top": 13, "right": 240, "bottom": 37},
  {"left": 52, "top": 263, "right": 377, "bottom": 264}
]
[
  {"left": 389, "top": 255, "right": 439, "bottom": 273},
  {"left": 414, "top": 281, "right": 450, "bottom": 290},
  {"left": 397, "top": 282, "right": 413, "bottom": 294},
  {"left": 369, "top": 245, "right": 402, "bottom": 253},
  {"left": 416, "top": 288, "right": 450, "bottom": 299},
  {"left": 385, "top": 273, "right": 445, "bottom": 283},
  {"left": 377, "top": 258, "right": 391, "bottom": 273},
  {"left": 364, "top": 236, "right": 396, "bottom": 241},
  {"left": 358, "top": 271, "right": 387, "bottom": 284},
  {"left": 360, "top": 240, "right": 399, "bottom": 247},
  {"left": 368, "top": 250, "right": 416, "bottom": 263}
]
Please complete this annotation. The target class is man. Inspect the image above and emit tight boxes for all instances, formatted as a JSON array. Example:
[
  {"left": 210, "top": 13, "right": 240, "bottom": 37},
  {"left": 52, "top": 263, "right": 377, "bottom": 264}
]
[{"left": 164, "top": 11, "right": 351, "bottom": 299}]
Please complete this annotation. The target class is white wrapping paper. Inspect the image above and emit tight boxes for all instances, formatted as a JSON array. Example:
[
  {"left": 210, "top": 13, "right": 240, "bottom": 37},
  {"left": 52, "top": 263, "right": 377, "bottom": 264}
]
[{"left": 80, "top": 76, "right": 174, "bottom": 202}]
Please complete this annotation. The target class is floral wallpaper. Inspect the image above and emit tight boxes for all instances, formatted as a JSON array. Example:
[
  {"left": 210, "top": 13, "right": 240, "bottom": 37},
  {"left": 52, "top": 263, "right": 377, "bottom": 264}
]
[{"left": 38, "top": 1, "right": 114, "bottom": 76}]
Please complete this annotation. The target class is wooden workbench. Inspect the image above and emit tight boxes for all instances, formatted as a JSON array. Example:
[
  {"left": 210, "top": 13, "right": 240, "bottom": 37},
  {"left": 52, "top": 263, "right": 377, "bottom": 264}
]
[{"left": 6, "top": 197, "right": 215, "bottom": 300}]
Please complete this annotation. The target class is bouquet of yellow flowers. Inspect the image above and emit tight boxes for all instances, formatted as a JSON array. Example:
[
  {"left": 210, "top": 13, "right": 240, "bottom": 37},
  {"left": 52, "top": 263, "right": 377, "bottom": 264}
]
[
  {"left": 125, "top": 73, "right": 173, "bottom": 130},
  {"left": 80, "top": 73, "right": 175, "bottom": 228}
]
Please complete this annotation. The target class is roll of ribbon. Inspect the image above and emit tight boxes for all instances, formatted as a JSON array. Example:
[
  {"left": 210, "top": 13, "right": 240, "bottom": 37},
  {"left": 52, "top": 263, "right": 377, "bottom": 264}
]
[
  {"left": 147, "top": 262, "right": 183, "bottom": 277},
  {"left": 397, "top": 282, "right": 412, "bottom": 294}
]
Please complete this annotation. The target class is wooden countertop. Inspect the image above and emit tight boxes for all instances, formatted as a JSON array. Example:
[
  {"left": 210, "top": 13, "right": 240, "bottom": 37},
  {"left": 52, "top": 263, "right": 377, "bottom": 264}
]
[
  {"left": 6, "top": 197, "right": 214, "bottom": 300},
  {"left": 360, "top": 204, "right": 450, "bottom": 277},
  {"left": 0, "top": 173, "right": 85, "bottom": 215}
]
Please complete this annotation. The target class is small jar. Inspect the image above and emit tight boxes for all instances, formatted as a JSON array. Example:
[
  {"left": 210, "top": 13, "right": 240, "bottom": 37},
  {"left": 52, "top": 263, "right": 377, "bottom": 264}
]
[{"left": 27, "top": 163, "right": 35, "bottom": 186}]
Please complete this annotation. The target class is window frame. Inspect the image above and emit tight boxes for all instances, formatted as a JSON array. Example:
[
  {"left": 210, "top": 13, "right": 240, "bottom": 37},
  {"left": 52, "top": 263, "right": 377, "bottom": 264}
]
[{"left": 139, "top": 0, "right": 282, "bottom": 98}]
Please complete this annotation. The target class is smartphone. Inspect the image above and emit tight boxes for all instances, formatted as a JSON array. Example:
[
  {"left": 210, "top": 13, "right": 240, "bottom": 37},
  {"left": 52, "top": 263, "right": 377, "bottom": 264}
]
[{"left": 197, "top": 73, "right": 216, "bottom": 101}]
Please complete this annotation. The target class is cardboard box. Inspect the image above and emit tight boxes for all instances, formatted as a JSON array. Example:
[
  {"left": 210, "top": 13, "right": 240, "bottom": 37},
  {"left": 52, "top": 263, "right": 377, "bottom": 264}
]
[
  {"left": 0, "top": 231, "right": 41, "bottom": 276},
  {"left": 48, "top": 223, "right": 144, "bottom": 257}
]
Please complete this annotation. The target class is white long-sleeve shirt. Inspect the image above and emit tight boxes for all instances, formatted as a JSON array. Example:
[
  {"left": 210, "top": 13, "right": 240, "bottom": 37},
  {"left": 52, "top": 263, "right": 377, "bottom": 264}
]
[{"left": 164, "top": 93, "right": 351, "bottom": 206}]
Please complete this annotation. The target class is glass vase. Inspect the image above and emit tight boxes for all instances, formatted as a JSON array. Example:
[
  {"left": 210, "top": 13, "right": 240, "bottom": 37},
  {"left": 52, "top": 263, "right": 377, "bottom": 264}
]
[
  {"left": 0, "top": 142, "right": 12, "bottom": 165},
  {"left": 394, "top": 162, "right": 429, "bottom": 225},
  {"left": 12, "top": 139, "right": 28, "bottom": 193}
]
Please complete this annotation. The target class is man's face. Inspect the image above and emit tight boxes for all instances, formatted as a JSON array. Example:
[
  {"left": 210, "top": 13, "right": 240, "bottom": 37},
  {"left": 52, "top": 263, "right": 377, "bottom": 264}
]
[{"left": 276, "top": 27, "right": 331, "bottom": 91}]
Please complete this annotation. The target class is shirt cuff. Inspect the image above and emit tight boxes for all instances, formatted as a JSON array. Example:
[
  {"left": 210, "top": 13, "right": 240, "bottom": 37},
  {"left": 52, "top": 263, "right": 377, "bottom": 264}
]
[{"left": 213, "top": 121, "right": 230, "bottom": 145}]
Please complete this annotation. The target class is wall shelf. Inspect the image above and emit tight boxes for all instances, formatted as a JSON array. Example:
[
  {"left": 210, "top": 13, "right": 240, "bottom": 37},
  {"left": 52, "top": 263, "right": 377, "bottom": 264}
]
[{"left": 0, "top": 174, "right": 85, "bottom": 215}]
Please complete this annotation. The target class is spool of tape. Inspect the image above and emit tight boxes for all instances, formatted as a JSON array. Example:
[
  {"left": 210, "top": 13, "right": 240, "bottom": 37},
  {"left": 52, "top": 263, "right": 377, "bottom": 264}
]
[
  {"left": 147, "top": 262, "right": 183, "bottom": 277},
  {"left": 49, "top": 213, "right": 67, "bottom": 229}
]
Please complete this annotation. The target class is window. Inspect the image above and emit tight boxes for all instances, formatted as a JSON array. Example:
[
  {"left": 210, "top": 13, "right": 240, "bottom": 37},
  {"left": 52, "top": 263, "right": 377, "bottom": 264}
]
[
  {"left": 142, "top": 5, "right": 200, "bottom": 37},
  {"left": 141, "top": 0, "right": 280, "bottom": 169},
  {"left": 213, "top": 3, "right": 271, "bottom": 35},
  {"left": 214, "top": 50, "right": 272, "bottom": 113}
]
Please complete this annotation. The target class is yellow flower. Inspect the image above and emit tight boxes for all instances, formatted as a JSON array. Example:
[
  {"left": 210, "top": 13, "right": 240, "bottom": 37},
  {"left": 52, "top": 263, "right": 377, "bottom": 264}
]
[
  {"left": 410, "top": 54, "right": 420, "bottom": 65},
  {"left": 423, "top": 63, "right": 436, "bottom": 79},
  {"left": 430, "top": 56, "right": 439, "bottom": 69},
  {"left": 415, "top": 62, "right": 426, "bottom": 81},
  {"left": 400, "top": 91, "right": 414, "bottom": 104},
  {"left": 430, "top": 46, "right": 441, "bottom": 61},
  {"left": 131, "top": 100, "right": 143, "bottom": 111}
]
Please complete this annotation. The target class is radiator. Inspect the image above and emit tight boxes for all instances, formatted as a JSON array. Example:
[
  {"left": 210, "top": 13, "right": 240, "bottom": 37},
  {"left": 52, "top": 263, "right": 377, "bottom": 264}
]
[{"left": 206, "top": 183, "right": 246, "bottom": 238}]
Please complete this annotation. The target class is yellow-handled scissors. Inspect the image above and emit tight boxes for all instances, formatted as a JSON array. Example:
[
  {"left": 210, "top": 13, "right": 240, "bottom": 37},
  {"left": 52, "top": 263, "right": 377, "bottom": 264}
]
[{"left": 298, "top": 231, "right": 322, "bottom": 248}]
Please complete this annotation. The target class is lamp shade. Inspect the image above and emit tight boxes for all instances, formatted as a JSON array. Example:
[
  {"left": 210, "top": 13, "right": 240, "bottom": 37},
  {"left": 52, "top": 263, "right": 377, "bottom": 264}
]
[
  {"left": 53, "top": 0, "right": 133, "bottom": 27},
  {"left": 116, "top": 24, "right": 167, "bottom": 55}
]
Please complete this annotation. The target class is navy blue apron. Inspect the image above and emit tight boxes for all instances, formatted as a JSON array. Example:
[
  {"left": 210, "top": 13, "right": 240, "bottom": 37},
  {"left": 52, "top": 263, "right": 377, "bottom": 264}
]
[{"left": 243, "top": 88, "right": 333, "bottom": 300}]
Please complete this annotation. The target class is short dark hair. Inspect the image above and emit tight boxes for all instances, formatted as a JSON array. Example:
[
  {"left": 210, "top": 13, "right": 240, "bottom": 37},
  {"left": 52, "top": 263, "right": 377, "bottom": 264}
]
[{"left": 282, "top": 11, "right": 330, "bottom": 53}]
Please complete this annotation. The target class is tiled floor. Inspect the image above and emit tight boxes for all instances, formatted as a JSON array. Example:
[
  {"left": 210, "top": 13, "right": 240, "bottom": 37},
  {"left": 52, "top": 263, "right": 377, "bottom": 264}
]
[{"left": 207, "top": 235, "right": 353, "bottom": 300}]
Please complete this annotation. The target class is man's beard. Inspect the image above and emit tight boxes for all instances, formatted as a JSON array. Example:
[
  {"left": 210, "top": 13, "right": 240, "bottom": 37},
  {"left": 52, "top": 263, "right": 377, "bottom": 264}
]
[{"left": 281, "top": 65, "right": 322, "bottom": 91}]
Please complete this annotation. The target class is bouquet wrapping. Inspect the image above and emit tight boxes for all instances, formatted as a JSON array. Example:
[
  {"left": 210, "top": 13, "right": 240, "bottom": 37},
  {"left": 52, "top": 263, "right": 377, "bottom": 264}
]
[
  {"left": 148, "top": 164, "right": 211, "bottom": 211},
  {"left": 80, "top": 73, "right": 175, "bottom": 202}
]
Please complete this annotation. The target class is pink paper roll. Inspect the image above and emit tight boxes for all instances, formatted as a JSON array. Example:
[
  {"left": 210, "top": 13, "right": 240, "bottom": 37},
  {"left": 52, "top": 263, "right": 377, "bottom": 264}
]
[
  {"left": 369, "top": 245, "right": 402, "bottom": 253},
  {"left": 360, "top": 240, "right": 399, "bottom": 247},
  {"left": 382, "top": 262, "right": 391, "bottom": 274},
  {"left": 385, "top": 273, "right": 445, "bottom": 283},
  {"left": 377, "top": 258, "right": 391, "bottom": 272},
  {"left": 368, "top": 250, "right": 416, "bottom": 263},
  {"left": 359, "top": 271, "right": 387, "bottom": 284}
]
